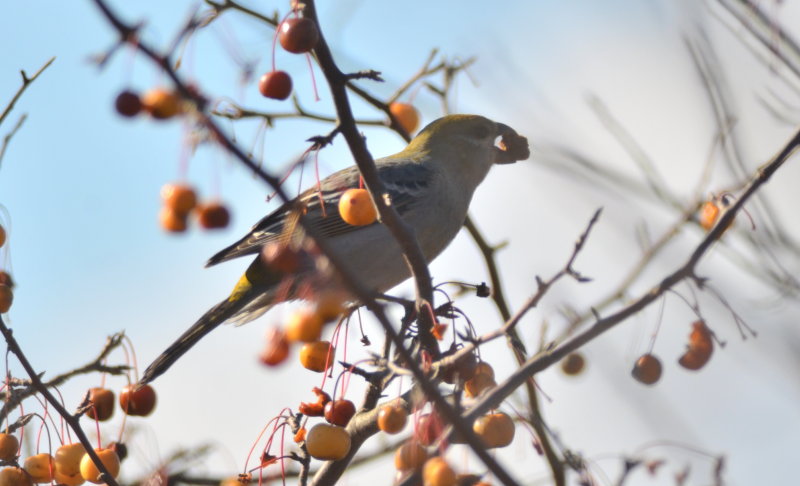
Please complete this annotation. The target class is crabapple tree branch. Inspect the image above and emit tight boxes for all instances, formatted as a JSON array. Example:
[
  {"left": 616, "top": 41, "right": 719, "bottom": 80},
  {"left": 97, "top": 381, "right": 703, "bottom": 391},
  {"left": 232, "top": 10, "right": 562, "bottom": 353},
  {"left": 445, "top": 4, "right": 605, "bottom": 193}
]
[
  {"left": 0, "top": 333, "right": 128, "bottom": 422},
  {"left": 0, "top": 316, "right": 122, "bottom": 486},
  {"left": 464, "top": 126, "right": 800, "bottom": 422}
]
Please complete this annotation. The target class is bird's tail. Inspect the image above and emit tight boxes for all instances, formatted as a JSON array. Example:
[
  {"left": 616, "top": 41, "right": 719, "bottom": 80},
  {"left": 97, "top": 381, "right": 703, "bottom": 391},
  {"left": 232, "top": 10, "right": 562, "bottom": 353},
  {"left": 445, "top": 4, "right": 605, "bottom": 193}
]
[
  {"left": 140, "top": 258, "right": 286, "bottom": 385},
  {"left": 139, "top": 298, "right": 246, "bottom": 385}
]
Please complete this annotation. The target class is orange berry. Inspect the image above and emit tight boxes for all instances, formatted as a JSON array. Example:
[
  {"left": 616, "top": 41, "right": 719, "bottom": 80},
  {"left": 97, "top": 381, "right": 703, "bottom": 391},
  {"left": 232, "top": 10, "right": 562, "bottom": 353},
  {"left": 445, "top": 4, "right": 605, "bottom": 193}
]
[
  {"left": 0, "top": 467, "right": 33, "bottom": 486},
  {"left": 285, "top": 309, "right": 324, "bottom": 343},
  {"left": 699, "top": 201, "right": 720, "bottom": 231},
  {"left": 54, "top": 443, "right": 86, "bottom": 486},
  {"left": 389, "top": 102, "right": 420, "bottom": 134},
  {"left": 464, "top": 362, "right": 495, "bottom": 398},
  {"left": 299, "top": 341, "right": 334, "bottom": 372},
  {"left": 159, "top": 207, "right": 188, "bottom": 233},
  {"left": 79, "top": 448, "right": 120, "bottom": 484},
  {"left": 160, "top": 184, "right": 197, "bottom": 214},
  {"left": 23, "top": 453, "right": 54, "bottom": 483},
  {"left": 631, "top": 353, "right": 662, "bottom": 385},
  {"left": 473, "top": 412, "right": 515, "bottom": 448},
  {"left": 338, "top": 188, "right": 377, "bottom": 226},
  {"left": 394, "top": 441, "right": 427, "bottom": 471},
  {"left": 305, "top": 424, "right": 350, "bottom": 461},
  {"left": 377, "top": 405, "right": 408, "bottom": 434},
  {"left": 422, "top": 457, "right": 456, "bottom": 486},
  {"left": 141, "top": 88, "right": 182, "bottom": 120},
  {"left": 0, "top": 434, "right": 18, "bottom": 461}
]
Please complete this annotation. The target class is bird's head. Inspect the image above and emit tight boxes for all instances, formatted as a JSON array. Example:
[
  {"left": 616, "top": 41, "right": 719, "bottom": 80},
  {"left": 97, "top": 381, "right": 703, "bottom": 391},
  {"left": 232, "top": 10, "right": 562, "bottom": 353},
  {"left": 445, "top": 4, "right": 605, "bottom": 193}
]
[{"left": 406, "top": 114, "right": 530, "bottom": 169}]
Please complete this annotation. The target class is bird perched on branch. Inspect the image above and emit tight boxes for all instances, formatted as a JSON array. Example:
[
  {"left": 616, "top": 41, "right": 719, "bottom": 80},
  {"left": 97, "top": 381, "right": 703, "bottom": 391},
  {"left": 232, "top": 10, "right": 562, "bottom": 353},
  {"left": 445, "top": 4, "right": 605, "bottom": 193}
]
[{"left": 141, "top": 114, "right": 530, "bottom": 384}]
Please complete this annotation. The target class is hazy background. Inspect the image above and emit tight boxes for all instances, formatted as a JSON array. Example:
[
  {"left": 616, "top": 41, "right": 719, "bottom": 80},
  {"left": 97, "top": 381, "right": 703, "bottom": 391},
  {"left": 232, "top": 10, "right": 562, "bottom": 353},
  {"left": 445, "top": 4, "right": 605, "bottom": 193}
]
[{"left": 2, "top": 1, "right": 800, "bottom": 484}]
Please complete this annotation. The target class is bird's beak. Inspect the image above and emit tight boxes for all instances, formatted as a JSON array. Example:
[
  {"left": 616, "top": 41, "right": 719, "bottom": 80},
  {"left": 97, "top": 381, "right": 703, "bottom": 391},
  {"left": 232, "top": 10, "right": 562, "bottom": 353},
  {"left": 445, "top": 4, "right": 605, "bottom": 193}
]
[{"left": 493, "top": 123, "right": 530, "bottom": 164}]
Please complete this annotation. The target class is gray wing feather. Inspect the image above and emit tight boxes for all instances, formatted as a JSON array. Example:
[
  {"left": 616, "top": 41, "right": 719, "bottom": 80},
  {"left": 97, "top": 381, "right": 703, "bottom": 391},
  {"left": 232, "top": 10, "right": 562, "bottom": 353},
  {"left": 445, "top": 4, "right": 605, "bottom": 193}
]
[{"left": 206, "top": 160, "right": 432, "bottom": 267}]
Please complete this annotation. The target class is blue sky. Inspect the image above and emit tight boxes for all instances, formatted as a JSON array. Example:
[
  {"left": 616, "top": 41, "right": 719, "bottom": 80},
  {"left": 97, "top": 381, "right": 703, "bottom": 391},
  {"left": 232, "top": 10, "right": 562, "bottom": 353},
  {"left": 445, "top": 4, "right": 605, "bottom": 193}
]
[{"left": 3, "top": 1, "right": 800, "bottom": 484}]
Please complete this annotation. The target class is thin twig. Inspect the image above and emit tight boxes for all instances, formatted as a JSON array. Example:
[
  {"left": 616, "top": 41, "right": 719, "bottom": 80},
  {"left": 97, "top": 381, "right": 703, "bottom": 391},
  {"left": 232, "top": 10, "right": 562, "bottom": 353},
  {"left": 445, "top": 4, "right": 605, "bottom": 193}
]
[{"left": 0, "top": 57, "right": 55, "bottom": 128}]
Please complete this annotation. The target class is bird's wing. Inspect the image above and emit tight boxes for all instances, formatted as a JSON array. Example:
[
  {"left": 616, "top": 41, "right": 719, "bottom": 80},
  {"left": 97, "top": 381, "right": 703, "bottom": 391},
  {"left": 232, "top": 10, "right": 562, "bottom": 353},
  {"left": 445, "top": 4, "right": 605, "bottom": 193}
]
[{"left": 206, "top": 160, "right": 433, "bottom": 267}]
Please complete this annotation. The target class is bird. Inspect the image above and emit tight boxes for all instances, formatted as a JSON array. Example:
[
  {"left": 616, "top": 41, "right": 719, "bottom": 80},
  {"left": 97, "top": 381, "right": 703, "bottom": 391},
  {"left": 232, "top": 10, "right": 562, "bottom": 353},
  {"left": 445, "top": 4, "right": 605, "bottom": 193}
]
[{"left": 140, "top": 114, "right": 529, "bottom": 384}]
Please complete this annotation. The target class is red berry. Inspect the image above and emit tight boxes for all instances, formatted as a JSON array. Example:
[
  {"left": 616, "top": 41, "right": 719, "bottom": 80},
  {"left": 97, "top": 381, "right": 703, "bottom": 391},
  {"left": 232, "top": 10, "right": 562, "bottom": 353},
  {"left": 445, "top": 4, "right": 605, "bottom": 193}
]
[
  {"left": 258, "top": 71, "right": 293, "bottom": 100},
  {"left": 632, "top": 354, "right": 662, "bottom": 385},
  {"left": 323, "top": 399, "right": 356, "bottom": 427},
  {"left": 197, "top": 202, "right": 230, "bottom": 230},
  {"left": 259, "top": 327, "right": 290, "bottom": 366},
  {"left": 115, "top": 90, "right": 142, "bottom": 117},
  {"left": 278, "top": 17, "right": 319, "bottom": 54},
  {"left": 119, "top": 384, "right": 157, "bottom": 416},
  {"left": 85, "top": 388, "right": 115, "bottom": 421}
]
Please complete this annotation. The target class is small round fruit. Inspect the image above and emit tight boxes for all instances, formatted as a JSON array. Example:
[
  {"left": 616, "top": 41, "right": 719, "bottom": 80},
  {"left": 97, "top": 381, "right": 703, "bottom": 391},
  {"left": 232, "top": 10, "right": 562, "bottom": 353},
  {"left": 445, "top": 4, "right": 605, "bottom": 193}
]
[
  {"left": 389, "top": 102, "right": 420, "bottom": 134},
  {"left": 0, "top": 225, "right": 6, "bottom": 248},
  {"left": 678, "top": 320, "right": 714, "bottom": 371},
  {"left": 338, "top": 188, "right": 377, "bottom": 226},
  {"left": 323, "top": 399, "right": 356, "bottom": 427},
  {"left": 699, "top": 201, "right": 719, "bottom": 230},
  {"left": 0, "top": 286, "right": 13, "bottom": 313},
  {"left": 631, "top": 353, "right": 662, "bottom": 385},
  {"left": 473, "top": 412, "right": 515, "bottom": 448},
  {"left": 278, "top": 17, "right": 319, "bottom": 54},
  {"left": 285, "top": 310, "right": 324, "bottom": 343},
  {"left": 464, "top": 362, "right": 495, "bottom": 398},
  {"left": 54, "top": 443, "right": 86, "bottom": 486},
  {"left": 305, "top": 423, "right": 351, "bottom": 461},
  {"left": 159, "top": 207, "right": 188, "bottom": 233},
  {"left": 394, "top": 441, "right": 427, "bottom": 471},
  {"left": 114, "top": 91, "right": 142, "bottom": 118},
  {"left": 0, "top": 433, "right": 18, "bottom": 461},
  {"left": 560, "top": 352, "right": 586, "bottom": 376},
  {"left": 442, "top": 350, "right": 478, "bottom": 384},
  {"left": 261, "top": 243, "right": 302, "bottom": 273},
  {"left": 119, "top": 384, "right": 157, "bottom": 416},
  {"left": 85, "top": 388, "right": 114, "bottom": 421},
  {"left": 0, "top": 467, "right": 33, "bottom": 486},
  {"left": 422, "top": 457, "right": 456, "bottom": 486},
  {"left": 160, "top": 184, "right": 197, "bottom": 214},
  {"left": 259, "top": 327, "right": 290, "bottom": 366},
  {"left": 313, "top": 290, "right": 347, "bottom": 323},
  {"left": 23, "top": 453, "right": 54, "bottom": 483},
  {"left": 299, "top": 341, "right": 334, "bottom": 372},
  {"left": 258, "top": 71, "right": 293, "bottom": 100},
  {"left": 377, "top": 405, "right": 408, "bottom": 434},
  {"left": 79, "top": 449, "right": 120, "bottom": 484},
  {"left": 415, "top": 413, "right": 439, "bottom": 446},
  {"left": 197, "top": 202, "right": 231, "bottom": 229},
  {"left": 141, "top": 88, "right": 182, "bottom": 120},
  {"left": 0, "top": 272, "right": 14, "bottom": 288}
]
